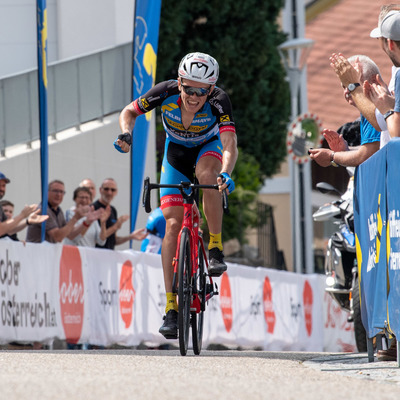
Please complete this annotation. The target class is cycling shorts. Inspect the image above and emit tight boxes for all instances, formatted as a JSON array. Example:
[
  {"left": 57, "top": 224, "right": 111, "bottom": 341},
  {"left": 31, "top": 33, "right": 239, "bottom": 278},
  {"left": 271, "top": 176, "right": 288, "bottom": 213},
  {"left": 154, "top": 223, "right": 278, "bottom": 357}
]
[{"left": 160, "top": 136, "right": 223, "bottom": 209}]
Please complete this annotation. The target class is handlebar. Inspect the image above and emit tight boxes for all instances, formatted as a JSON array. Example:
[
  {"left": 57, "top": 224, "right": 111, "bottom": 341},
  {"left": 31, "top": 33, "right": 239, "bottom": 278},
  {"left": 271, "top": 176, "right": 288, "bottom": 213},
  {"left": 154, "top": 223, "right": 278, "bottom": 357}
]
[{"left": 142, "top": 177, "right": 229, "bottom": 215}]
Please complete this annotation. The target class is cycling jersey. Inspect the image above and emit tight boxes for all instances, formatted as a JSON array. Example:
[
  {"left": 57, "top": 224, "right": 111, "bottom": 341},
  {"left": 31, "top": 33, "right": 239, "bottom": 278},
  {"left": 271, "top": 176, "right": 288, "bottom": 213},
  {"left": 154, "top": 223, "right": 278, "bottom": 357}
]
[
  {"left": 132, "top": 80, "right": 236, "bottom": 208},
  {"left": 132, "top": 80, "right": 236, "bottom": 148}
]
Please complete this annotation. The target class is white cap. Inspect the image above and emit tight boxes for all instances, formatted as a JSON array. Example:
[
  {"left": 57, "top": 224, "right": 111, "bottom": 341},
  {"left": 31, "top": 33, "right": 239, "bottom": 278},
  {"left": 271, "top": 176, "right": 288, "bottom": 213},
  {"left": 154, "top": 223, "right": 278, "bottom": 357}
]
[{"left": 370, "top": 10, "right": 400, "bottom": 40}]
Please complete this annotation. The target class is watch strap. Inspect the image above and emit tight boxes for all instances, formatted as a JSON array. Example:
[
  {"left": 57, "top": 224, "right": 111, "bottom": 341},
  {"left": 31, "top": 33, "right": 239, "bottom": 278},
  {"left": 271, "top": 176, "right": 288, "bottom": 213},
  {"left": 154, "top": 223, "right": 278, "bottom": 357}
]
[
  {"left": 383, "top": 110, "right": 394, "bottom": 121},
  {"left": 330, "top": 151, "right": 339, "bottom": 167},
  {"left": 348, "top": 83, "right": 361, "bottom": 92}
]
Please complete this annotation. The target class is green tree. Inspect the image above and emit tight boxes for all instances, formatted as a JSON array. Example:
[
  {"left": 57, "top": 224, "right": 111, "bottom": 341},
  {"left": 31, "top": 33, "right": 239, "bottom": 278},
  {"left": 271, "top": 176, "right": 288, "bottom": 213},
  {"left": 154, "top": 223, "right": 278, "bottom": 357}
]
[
  {"left": 198, "top": 149, "right": 263, "bottom": 246},
  {"left": 221, "top": 149, "right": 263, "bottom": 244},
  {"left": 157, "top": 0, "right": 291, "bottom": 178}
]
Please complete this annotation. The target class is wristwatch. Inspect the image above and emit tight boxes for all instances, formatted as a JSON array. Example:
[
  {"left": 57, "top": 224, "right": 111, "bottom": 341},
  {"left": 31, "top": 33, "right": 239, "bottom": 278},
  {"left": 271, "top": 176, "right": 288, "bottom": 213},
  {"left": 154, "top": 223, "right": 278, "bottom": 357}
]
[
  {"left": 347, "top": 83, "right": 361, "bottom": 92},
  {"left": 330, "top": 151, "right": 339, "bottom": 167},
  {"left": 383, "top": 110, "right": 394, "bottom": 121}
]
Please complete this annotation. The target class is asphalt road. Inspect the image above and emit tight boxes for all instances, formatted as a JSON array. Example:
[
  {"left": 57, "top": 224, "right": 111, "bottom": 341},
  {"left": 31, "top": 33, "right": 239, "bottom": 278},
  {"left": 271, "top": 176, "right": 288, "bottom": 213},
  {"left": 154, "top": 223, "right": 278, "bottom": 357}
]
[{"left": 1, "top": 349, "right": 399, "bottom": 400}]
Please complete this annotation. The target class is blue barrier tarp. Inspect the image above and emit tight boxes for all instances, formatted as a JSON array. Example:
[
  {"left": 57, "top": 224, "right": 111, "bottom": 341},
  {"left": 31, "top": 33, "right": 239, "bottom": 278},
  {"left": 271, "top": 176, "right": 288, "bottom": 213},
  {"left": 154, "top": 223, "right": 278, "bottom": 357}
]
[
  {"left": 354, "top": 145, "right": 388, "bottom": 338},
  {"left": 386, "top": 138, "right": 400, "bottom": 338}
]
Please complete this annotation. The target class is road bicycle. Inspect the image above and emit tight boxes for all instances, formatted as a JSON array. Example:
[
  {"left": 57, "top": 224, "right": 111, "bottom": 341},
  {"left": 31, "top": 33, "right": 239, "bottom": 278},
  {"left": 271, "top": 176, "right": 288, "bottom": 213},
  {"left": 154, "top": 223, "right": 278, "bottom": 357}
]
[{"left": 142, "top": 177, "right": 228, "bottom": 356}]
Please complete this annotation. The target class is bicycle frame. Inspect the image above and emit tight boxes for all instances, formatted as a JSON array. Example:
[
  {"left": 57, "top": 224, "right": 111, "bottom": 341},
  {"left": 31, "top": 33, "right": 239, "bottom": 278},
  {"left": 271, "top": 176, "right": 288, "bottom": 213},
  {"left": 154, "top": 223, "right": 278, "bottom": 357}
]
[
  {"left": 142, "top": 177, "right": 226, "bottom": 308},
  {"left": 172, "top": 198, "right": 215, "bottom": 313},
  {"left": 143, "top": 177, "right": 227, "bottom": 355}
]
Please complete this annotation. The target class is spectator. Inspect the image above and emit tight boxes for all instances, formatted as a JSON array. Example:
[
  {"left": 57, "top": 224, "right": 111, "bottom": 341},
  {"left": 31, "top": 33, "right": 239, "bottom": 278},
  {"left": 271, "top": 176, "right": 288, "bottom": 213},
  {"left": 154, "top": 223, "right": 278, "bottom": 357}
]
[
  {"left": 79, "top": 178, "right": 97, "bottom": 201},
  {"left": 141, "top": 207, "right": 166, "bottom": 254},
  {"left": 0, "top": 172, "right": 48, "bottom": 238},
  {"left": 92, "top": 178, "right": 146, "bottom": 249},
  {"left": 26, "top": 180, "right": 86, "bottom": 243},
  {"left": 361, "top": 7, "right": 400, "bottom": 363},
  {"left": 367, "top": 10, "right": 400, "bottom": 140},
  {"left": 329, "top": 5, "right": 400, "bottom": 147},
  {"left": 0, "top": 200, "right": 19, "bottom": 241},
  {"left": 64, "top": 187, "right": 110, "bottom": 248},
  {"left": 309, "top": 55, "right": 381, "bottom": 167}
]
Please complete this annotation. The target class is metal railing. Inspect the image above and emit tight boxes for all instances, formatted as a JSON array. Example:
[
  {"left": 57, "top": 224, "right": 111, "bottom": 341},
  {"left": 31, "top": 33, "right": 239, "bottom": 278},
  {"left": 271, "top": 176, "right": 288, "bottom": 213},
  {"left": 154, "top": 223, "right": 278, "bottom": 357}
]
[
  {"left": 0, "top": 43, "right": 132, "bottom": 154},
  {"left": 258, "top": 202, "right": 286, "bottom": 270}
]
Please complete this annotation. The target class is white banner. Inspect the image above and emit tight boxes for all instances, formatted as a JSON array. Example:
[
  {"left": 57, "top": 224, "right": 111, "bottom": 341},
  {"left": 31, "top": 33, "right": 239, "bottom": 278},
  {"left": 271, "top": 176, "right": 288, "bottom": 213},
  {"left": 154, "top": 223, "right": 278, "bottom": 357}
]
[{"left": 0, "top": 239, "right": 355, "bottom": 351}]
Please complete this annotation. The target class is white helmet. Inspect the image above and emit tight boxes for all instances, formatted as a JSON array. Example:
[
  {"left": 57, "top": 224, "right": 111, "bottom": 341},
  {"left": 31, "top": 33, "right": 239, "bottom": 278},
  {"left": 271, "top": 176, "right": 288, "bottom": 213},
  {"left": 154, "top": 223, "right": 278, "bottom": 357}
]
[{"left": 178, "top": 52, "right": 219, "bottom": 85}]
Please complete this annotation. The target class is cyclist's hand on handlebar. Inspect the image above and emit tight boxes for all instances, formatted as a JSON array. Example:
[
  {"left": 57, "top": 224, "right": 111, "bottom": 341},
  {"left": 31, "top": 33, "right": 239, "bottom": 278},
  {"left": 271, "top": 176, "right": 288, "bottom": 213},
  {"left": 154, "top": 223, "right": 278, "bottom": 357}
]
[
  {"left": 113, "top": 132, "right": 132, "bottom": 153},
  {"left": 217, "top": 172, "right": 235, "bottom": 195}
]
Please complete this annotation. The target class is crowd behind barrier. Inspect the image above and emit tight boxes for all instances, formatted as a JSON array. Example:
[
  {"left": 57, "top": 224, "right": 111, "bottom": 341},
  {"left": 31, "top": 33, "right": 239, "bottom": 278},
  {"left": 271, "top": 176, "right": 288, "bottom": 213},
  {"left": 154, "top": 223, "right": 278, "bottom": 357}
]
[
  {"left": 0, "top": 238, "right": 355, "bottom": 351},
  {"left": 354, "top": 138, "right": 400, "bottom": 344}
]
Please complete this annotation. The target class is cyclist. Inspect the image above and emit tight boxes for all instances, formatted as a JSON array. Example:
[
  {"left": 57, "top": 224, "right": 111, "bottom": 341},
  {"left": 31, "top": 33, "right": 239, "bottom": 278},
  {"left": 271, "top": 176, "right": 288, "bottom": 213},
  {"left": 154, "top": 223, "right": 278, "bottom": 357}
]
[
  {"left": 115, "top": 52, "right": 238, "bottom": 339},
  {"left": 140, "top": 206, "right": 166, "bottom": 254}
]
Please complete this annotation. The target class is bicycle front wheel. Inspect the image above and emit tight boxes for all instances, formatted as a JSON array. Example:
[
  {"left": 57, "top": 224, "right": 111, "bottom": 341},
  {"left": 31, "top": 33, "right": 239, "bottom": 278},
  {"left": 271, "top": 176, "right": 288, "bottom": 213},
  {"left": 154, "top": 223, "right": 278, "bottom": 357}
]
[
  {"left": 178, "top": 227, "right": 192, "bottom": 356},
  {"left": 192, "top": 239, "right": 205, "bottom": 355}
]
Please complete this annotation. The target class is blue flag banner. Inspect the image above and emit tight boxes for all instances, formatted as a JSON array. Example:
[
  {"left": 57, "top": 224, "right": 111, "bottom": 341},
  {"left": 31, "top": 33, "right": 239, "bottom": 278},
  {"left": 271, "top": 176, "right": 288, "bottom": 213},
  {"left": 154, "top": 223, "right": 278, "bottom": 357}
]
[
  {"left": 354, "top": 145, "right": 388, "bottom": 338},
  {"left": 36, "top": 0, "right": 49, "bottom": 242},
  {"left": 130, "top": 0, "right": 162, "bottom": 240},
  {"left": 386, "top": 138, "right": 400, "bottom": 338}
]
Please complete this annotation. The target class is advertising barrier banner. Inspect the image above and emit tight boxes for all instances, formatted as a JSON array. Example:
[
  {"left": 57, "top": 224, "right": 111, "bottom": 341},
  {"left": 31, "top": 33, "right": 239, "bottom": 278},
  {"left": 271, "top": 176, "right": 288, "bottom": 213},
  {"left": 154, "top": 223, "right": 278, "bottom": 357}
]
[{"left": 0, "top": 239, "right": 355, "bottom": 351}]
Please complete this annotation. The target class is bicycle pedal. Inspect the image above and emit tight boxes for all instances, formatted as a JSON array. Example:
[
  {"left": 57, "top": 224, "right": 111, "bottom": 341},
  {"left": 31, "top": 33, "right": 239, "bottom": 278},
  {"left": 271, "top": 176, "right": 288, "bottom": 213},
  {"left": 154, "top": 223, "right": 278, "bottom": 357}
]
[{"left": 206, "top": 283, "right": 213, "bottom": 295}]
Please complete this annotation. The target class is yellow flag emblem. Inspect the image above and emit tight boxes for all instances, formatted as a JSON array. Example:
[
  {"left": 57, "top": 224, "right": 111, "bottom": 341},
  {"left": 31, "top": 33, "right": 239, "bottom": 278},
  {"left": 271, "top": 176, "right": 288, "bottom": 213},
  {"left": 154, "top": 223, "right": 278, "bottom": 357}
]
[
  {"left": 220, "top": 115, "right": 230, "bottom": 122},
  {"left": 375, "top": 194, "right": 382, "bottom": 264}
]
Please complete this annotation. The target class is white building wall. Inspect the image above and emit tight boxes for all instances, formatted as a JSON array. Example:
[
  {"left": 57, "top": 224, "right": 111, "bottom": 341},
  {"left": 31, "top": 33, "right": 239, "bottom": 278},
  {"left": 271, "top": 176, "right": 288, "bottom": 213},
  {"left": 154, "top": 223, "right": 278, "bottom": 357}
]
[
  {"left": 0, "top": 0, "right": 134, "bottom": 78},
  {"left": 0, "top": 0, "right": 158, "bottom": 250},
  {"left": 0, "top": 113, "right": 158, "bottom": 250}
]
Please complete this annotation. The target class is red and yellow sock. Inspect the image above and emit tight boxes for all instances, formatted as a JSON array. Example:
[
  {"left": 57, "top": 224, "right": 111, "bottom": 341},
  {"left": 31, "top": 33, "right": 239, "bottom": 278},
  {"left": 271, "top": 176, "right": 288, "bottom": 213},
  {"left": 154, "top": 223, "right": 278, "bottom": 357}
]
[
  {"left": 165, "top": 292, "right": 178, "bottom": 313},
  {"left": 208, "top": 232, "right": 223, "bottom": 251}
]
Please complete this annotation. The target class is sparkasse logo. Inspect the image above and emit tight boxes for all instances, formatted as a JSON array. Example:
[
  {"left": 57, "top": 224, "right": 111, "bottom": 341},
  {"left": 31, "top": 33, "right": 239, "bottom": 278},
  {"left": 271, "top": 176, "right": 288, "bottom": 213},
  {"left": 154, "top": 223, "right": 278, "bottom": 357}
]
[
  {"left": 303, "top": 280, "right": 313, "bottom": 336},
  {"left": 263, "top": 276, "right": 276, "bottom": 334},
  {"left": 59, "top": 246, "right": 84, "bottom": 344},
  {"left": 220, "top": 272, "right": 232, "bottom": 332},
  {"left": 119, "top": 260, "right": 135, "bottom": 328}
]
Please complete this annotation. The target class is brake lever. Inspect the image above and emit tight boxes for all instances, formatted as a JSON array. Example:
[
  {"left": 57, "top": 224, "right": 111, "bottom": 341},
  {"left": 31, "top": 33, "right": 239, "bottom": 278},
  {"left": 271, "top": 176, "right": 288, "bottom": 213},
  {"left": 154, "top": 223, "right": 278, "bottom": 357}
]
[{"left": 142, "top": 177, "right": 152, "bottom": 213}]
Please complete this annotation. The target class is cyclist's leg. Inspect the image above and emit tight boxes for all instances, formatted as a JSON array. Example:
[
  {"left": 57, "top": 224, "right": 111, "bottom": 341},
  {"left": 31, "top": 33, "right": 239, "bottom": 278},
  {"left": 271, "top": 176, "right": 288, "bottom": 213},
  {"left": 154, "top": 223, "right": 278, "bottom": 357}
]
[
  {"left": 195, "top": 156, "right": 223, "bottom": 234},
  {"left": 158, "top": 139, "right": 197, "bottom": 338},
  {"left": 159, "top": 139, "right": 196, "bottom": 296},
  {"left": 195, "top": 137, "right": 227, "bottom": 276},
  {"left": 161, "top": 205, "right": 183, "bottom": 295}
]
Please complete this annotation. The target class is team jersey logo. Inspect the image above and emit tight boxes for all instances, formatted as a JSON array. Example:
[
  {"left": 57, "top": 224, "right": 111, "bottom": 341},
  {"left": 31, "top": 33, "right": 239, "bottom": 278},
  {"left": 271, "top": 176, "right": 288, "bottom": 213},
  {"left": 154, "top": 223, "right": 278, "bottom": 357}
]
[
  {"left": 141, "top": 98, "right": 150, "bottom": 108},
  {"left": 161, "top": 103, "right": 179, "bottom": 113},
  {"left": 220, "top": 115, "right": 230, "bottom": 122}
]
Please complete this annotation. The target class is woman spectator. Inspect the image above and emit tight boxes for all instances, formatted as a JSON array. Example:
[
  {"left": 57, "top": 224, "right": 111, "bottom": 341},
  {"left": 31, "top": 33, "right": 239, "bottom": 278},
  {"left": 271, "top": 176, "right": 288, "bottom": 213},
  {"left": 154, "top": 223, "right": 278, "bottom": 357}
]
[{"left": 65, "top": 187, "right": 110, "bottom": 247}]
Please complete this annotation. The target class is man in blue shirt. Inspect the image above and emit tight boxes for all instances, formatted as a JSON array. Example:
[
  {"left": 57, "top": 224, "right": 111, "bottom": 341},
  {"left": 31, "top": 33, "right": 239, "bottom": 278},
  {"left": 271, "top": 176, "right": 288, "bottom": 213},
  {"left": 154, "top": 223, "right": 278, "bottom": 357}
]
[{"left": 309, "top": 55, "right": 381, "bottom": 167}]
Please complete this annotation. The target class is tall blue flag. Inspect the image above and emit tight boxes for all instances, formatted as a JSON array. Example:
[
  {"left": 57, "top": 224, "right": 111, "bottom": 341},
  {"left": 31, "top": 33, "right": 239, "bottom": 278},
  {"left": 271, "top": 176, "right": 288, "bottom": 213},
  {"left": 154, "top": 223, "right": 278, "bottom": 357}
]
[
  {"left": 36, "top": 0, "right": 49, "bottom": 242},
  {"left": 130, "top": 0, "right": 162, "bottom": 241}
]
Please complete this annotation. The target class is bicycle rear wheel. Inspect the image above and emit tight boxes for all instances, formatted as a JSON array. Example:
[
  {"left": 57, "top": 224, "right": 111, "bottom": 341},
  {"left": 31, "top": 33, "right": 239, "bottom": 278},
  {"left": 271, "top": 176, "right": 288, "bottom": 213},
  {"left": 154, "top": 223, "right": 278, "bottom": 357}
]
[
  {"left": 192, "top": 239, "right": 205, "bottom": 355},
  {"left": 178, "top": 227, "right": 192, "bottom": 356}
]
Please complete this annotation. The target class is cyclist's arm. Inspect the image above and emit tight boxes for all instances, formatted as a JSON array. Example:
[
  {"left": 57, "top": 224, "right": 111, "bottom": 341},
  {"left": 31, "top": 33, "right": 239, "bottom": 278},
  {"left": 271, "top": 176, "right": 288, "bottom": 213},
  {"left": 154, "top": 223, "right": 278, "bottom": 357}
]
[
  {"left": 119, "top": 102, "right": 140, "bottom": 135},
  {"left": 118, "top": 81, "right": 178, "bottom": 148},
  {"left": 220, "top": 130, "right": 238, "bottom": 175}
]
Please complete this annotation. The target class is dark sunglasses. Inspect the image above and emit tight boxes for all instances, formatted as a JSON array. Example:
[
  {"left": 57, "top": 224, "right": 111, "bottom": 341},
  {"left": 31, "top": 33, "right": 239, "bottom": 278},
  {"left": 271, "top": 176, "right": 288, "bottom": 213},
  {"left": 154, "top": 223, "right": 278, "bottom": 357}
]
[
  {"left": 102, "top": 187, "right": 116, "bottom": 192},
  {"left": 181, "top": 85, "right": 211, "bottom": 97}
]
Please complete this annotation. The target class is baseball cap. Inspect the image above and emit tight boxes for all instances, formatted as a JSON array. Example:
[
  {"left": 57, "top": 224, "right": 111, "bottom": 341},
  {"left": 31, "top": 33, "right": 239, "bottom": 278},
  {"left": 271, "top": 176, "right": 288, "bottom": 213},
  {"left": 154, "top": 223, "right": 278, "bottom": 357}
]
[
  {"left": 370, "top": 10, "right": 400, "bottom": 40},
  {"left": 0, "top": 172, "right": 10, "bottom": 183}
]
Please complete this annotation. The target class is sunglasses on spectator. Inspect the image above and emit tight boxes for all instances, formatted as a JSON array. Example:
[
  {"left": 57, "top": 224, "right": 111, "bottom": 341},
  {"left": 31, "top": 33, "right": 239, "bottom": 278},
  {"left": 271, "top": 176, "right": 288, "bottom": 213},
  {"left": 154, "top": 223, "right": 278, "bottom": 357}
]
[
  {"left": 102, "top": 187, "right": 117, "bottom": 192},
  {"left": 181, "top": 85, "right": 211, "bottom": 97}
]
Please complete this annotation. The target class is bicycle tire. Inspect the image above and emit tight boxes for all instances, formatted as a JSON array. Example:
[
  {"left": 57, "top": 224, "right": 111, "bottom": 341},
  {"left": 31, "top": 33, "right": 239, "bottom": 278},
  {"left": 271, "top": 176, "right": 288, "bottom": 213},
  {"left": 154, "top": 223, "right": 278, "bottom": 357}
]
[
  {"left": 192, "top": 239, "right": 205, "bottom": 355},
  {"left": 178, "top": 227, "right": 192, "bottom": 356},
  {"left": 353, "top": 275, "right": 367, "bottom": 352}
]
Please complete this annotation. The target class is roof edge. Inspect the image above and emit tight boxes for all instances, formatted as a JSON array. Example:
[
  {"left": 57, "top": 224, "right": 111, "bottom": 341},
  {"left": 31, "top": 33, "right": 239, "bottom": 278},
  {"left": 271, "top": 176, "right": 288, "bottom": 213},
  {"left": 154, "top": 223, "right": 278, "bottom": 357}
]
[{"left": 306, "top": 0, "right": 341, "bottom": 23}]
